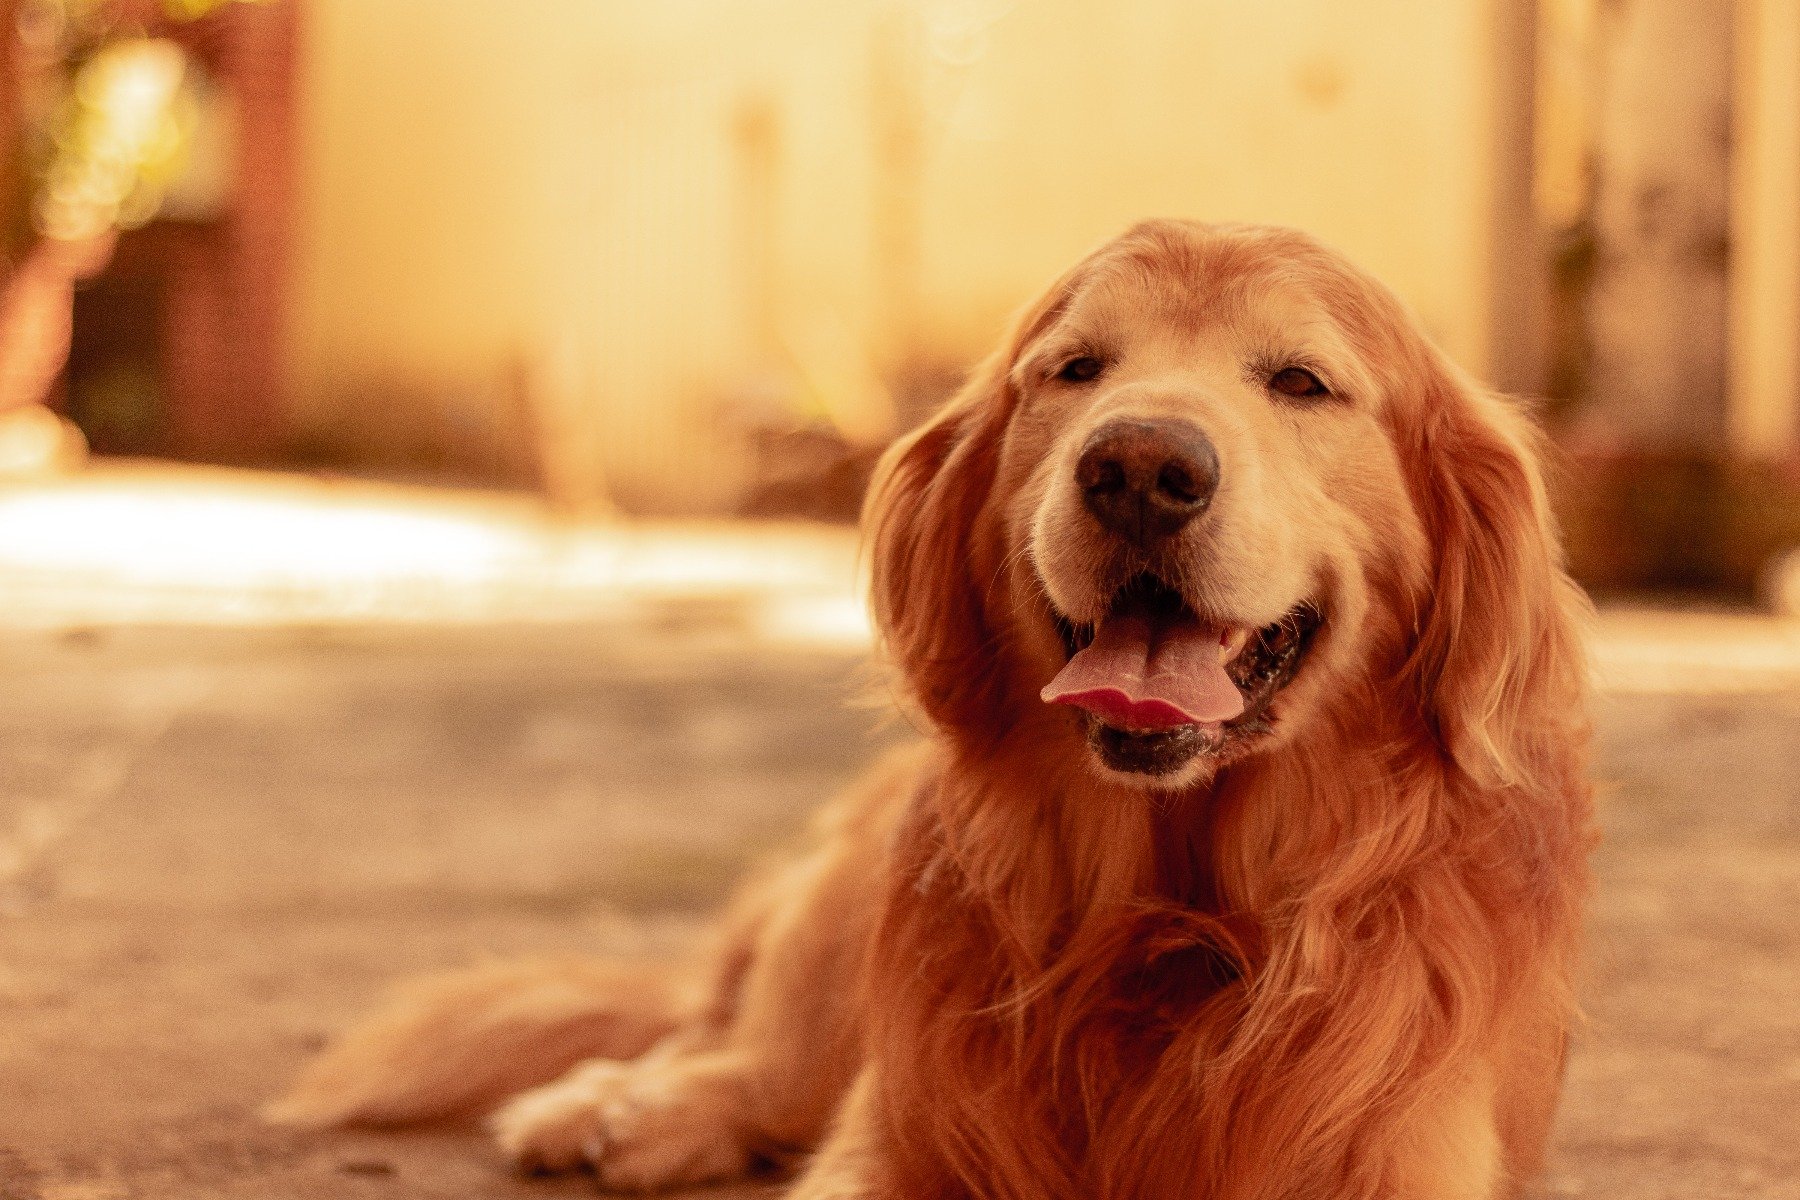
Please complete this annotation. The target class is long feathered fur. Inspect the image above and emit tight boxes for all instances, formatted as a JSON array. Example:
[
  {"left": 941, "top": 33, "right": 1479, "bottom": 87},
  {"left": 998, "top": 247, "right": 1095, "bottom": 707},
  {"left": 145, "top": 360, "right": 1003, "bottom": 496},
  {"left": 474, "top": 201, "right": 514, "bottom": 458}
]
[{"left": 857, "top": 224, "right": 1593, "bottom": 1200}]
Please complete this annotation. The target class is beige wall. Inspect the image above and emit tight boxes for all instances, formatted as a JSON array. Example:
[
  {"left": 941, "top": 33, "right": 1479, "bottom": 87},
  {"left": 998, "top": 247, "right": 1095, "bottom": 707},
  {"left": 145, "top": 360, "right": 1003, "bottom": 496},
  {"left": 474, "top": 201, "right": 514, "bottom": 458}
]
[
  {"left": 289, "top": 0, "right": 1521, "bottom": 511},
  {"left": 907, "top": 2, "right": 1507, "bottom": 367},
  {"left": 1731, "top": 0, "right": 1800, "bottom": 457}
]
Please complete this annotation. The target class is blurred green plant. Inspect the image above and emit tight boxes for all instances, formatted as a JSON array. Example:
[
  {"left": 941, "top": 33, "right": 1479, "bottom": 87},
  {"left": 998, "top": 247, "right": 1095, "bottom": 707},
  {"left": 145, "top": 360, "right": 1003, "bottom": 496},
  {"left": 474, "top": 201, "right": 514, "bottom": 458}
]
[
  {"left": 161, "top": 0, "right": 269, "bottom": 17},
  {"left": 19, "top": 0, "right": 266, "bottom": 243},
  {"left": 35, "top": 36, "right": 189, "bottom": 240}
]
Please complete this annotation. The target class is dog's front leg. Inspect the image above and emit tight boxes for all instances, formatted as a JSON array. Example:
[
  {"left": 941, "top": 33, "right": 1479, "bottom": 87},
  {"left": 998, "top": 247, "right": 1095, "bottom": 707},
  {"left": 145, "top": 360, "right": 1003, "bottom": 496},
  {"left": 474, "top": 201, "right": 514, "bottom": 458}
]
[
  {"left": 494, "top": 747, "right": 922, "bottom": 1193},
  {"left": 784, "top": 1071, "right": 895, "bottom": 1200}
]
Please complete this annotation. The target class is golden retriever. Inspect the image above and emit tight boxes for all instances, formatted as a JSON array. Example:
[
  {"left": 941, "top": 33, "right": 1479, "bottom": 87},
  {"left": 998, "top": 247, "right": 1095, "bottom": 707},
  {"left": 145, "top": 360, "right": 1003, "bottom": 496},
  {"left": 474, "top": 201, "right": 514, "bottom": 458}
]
[{"left": 271, "top": 220, "right": 1594, "bottom": 1200}]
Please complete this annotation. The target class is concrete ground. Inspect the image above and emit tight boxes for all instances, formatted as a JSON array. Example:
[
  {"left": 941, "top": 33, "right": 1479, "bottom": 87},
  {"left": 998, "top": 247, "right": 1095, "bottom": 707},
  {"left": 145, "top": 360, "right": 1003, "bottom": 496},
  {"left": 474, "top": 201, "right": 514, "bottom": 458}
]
[{"left": 1, "top": 467, "right": 1798, "bottom": 1199}]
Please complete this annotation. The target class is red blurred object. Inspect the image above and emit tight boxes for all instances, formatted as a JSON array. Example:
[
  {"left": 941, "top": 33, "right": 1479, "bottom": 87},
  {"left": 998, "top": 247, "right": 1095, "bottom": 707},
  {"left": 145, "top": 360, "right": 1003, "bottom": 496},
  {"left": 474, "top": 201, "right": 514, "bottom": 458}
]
[{"left": 0, "top": 233, "right": 114, "bottom": 415}]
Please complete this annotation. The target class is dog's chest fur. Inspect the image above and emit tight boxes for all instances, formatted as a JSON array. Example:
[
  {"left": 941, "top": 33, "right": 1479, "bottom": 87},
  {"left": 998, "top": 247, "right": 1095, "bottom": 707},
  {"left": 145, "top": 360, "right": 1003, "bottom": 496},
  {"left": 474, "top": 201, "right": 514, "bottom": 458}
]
[{"left": 872, "top": 779, "right": 1250, "bottom": 1194}]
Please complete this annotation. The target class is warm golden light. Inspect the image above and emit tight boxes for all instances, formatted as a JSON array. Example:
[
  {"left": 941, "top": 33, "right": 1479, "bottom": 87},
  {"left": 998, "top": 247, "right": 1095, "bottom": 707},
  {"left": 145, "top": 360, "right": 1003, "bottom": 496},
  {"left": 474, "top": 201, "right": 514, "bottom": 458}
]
[
  {"left": 0, "top": 464, "right": 870, "bottom": 647},
  {"left": 0, "top": 7, "right": 1791, "bottom": 1200},
  {"left": 1592, "top": 605, "right": 1800, "bottom": 694}
]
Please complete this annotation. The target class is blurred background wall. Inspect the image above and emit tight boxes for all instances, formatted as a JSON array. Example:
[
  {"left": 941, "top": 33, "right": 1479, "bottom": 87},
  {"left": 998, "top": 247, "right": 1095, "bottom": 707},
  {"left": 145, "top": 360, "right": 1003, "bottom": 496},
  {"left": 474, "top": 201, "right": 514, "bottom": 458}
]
[
  {"left": 291, "top": 0, "right": 1531, "bottom": 512},
  {"left": 4, "top": 0, "right": 1799, "bottom": 592}
]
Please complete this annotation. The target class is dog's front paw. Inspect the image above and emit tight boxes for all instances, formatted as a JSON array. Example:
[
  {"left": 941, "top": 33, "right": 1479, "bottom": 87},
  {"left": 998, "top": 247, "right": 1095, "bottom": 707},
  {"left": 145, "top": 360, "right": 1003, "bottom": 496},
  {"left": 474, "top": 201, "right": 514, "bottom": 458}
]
[
  {"left": 489, "top": 1061, "right": 615, "bottom": 1175},
  {"left": 491, "top": 1056, "right": 750, "bottom": 1191}
]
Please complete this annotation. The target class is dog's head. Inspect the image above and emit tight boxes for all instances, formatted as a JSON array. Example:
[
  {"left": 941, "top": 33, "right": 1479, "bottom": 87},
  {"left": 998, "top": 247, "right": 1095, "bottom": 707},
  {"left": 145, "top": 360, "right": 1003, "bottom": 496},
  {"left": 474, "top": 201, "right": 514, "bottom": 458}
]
[{"left": 868, "top": 220, "right": 1581, "bottom": 793}]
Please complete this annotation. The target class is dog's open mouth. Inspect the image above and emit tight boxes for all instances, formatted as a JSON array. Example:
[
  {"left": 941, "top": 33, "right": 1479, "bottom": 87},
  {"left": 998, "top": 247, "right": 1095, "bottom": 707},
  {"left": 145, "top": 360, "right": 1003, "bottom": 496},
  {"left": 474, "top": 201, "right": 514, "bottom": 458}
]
[{"left": 1043, "top": 573, "right": 1322, "bottom": 777}]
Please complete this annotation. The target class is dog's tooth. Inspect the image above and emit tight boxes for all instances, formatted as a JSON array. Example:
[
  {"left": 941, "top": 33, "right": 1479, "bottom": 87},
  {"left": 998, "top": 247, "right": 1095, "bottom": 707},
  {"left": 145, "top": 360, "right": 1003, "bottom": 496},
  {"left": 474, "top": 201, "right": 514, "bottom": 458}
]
[{"left": 1219, "top": 626, "right": 1252, "bottom": 663}]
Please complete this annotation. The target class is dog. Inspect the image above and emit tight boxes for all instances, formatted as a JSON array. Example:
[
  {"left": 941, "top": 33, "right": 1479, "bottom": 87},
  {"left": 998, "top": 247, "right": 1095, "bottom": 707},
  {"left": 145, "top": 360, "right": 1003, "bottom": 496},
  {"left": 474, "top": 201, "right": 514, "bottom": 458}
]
[{"left": 271, "top": 220, "right": 1594, "bottom": 1200}]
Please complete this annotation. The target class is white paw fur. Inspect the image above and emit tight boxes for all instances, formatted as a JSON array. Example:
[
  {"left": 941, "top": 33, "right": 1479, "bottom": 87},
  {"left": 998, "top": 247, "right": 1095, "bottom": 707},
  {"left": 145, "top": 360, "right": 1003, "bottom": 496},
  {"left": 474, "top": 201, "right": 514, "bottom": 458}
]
[{"left": 490, "top": 1056, "right": 750, "bottom": 1191}]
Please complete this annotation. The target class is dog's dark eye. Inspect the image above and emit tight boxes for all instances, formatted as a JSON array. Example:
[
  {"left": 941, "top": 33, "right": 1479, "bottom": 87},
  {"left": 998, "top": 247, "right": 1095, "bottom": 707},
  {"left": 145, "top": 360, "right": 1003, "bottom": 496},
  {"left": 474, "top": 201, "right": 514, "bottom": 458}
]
[
  {"left": 1269, "top": 366, "right": 1328, "bottom": 399},
  {"left": 1057, "top": 356, "right": 1105, "bottom": 384}
]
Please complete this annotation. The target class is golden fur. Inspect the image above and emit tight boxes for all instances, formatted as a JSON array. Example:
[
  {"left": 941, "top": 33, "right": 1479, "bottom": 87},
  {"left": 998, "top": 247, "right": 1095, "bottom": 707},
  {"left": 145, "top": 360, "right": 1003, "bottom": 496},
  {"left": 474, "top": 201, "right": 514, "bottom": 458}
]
[{"left": 272, "top": 221, "right": 1594, "bottom": 1200}]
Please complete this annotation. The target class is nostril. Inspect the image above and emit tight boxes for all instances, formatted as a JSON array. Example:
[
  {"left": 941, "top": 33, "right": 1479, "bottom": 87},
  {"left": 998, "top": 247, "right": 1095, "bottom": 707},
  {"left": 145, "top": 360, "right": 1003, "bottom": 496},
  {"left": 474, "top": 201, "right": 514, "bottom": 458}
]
[
  {"left": 1157, "top": 462, "right": 1201, "bottom": 505},
  {"left": 1077, "top": 455, "right": 1126, "bottom": 495}
]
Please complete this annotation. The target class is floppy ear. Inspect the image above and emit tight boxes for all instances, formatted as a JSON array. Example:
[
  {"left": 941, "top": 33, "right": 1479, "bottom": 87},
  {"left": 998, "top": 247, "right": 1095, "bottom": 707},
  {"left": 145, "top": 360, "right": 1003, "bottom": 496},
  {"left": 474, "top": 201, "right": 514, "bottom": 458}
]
[
  {"left": 864, "top": 350, "right": 1013, "bottom": 734},
  {"left": 1401, "top": 353, "right": 1589, "bottom": 794},
  {"left": 864, "top": 279, "right": 1079, "bottom": 735}
]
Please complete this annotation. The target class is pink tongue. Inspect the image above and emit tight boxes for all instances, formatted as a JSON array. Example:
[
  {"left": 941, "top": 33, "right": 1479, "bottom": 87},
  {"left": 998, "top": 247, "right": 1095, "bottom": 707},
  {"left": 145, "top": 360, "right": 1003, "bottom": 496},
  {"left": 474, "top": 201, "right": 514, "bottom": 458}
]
[{"left": 1042, "top": 610, "right": 1246, "bottom": 731}]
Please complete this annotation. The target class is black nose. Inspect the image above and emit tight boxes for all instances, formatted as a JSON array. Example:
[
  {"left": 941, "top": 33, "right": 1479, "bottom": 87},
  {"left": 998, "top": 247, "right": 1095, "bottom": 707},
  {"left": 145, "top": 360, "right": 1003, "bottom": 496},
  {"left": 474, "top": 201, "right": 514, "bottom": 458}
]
[{"left": 1075, "top": 417, "right": 1220, "bottom": 546}]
